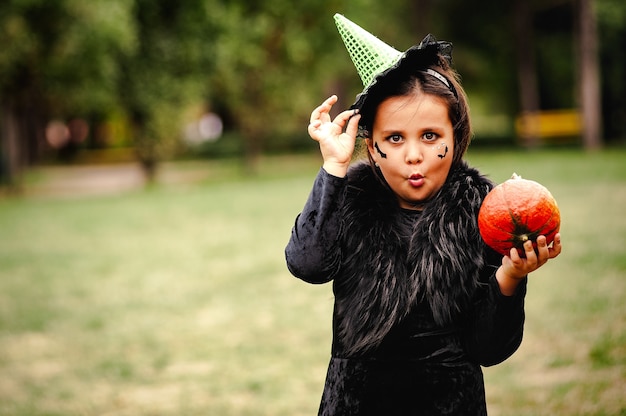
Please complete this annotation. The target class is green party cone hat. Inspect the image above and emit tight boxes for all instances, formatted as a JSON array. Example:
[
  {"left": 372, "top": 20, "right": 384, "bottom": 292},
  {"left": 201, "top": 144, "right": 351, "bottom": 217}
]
[{"left": 334, "top": 13, "right": 403, "bottom": 88}]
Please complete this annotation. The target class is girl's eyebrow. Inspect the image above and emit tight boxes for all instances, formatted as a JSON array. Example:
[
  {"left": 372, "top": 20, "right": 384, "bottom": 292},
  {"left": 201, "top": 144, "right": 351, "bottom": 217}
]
[
  {"left": 379, "top": 125, "right": 446, "bottom": 136},
  {"left": 418, "top": 124, "right": 448, "bottom": 131},
  {"left": 379, "top": 129, "right": 405, "bottom": 136}
]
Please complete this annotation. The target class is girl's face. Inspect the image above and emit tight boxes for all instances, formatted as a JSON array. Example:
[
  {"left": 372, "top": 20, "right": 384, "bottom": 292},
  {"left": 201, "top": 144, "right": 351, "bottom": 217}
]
[{"left": 367, "top": 93, "right": 454, "bottom": 210}]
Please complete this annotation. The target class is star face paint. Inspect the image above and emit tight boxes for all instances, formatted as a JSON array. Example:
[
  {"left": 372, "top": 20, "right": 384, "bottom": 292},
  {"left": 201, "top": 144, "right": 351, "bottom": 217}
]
[{"left": 374, "top": 142, "right": 387, "bottom": 159}]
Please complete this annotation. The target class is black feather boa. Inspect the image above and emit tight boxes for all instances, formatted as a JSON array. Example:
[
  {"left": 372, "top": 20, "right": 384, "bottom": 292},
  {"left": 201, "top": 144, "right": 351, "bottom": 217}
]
[{"left": 333, "top": 161, "right": 494, "bottom": 356}]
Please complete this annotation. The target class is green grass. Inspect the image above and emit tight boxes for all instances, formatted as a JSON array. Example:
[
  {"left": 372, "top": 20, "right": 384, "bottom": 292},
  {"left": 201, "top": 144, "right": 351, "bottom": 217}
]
[
  {"left": 467, "top": 149, "right": 626, "bottom": 416},
  {"left": 0, "top": 149, "right": 625, "bottom": 415}
]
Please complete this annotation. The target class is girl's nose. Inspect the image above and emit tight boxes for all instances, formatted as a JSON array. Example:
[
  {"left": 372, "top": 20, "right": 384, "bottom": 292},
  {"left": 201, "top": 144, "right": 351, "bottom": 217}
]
[{"left": 405, "top": 140, "right": 423, "bottom": 164}]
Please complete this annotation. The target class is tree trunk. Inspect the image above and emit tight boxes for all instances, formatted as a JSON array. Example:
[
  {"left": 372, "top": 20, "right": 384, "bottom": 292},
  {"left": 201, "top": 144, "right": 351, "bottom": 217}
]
[
  {"left": 513, "top": 0, "right": 541, "bottom": 148},
  {"left": 577, "top": 0, "right": 603, "bottom": 150},
  {"left": 139, "top": 157, "right": 158, "bottom": 185},
  {"left": 410, "top": 0, "right": 433, "bottom": 35},
  {"left": 130, "top": 119, "right": 158, "bottom": 187},
  {"left": 0, "top": 101, "right": 24, "bottom": 193},
  {"left": 242, "top": 126, "right": 261, "bottom": 176}
]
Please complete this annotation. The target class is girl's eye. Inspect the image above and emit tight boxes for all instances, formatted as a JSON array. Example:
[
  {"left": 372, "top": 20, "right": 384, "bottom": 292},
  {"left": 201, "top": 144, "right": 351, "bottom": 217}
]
[
  {"left": 422, "top": 132, "right": 438, "bottom": 142},
  {"left": 386, "top": 134, "right": 403, "bottom": 144}
]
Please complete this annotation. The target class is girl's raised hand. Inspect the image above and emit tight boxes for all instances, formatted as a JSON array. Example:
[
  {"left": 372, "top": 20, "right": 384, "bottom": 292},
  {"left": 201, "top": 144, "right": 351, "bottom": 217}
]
[{"left": 308, "top": 95, "right": 361, "bottom": 177}]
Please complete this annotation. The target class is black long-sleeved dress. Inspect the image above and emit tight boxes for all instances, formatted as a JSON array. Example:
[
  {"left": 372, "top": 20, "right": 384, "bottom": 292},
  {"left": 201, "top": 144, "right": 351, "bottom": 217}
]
[{"left": 285, "top": 162, "right": 527, "bottom": 416}]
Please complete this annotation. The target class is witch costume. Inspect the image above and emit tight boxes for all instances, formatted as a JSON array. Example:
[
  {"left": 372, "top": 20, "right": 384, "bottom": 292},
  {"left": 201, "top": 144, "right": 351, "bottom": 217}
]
[{"left": 285, "top": 15, "right": 527, "bottom": 416}]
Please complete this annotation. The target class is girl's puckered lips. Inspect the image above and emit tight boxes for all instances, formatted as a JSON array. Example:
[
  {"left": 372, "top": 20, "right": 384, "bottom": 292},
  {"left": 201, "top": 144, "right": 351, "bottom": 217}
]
[{"left": 408, "top": 173, "right": 425, "bottom": 187}]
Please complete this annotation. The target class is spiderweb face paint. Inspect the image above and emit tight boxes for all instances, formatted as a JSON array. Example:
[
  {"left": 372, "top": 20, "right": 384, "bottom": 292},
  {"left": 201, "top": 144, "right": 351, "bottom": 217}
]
[{"left": 374, "top": 142, "right": 387, "bottom": 159}]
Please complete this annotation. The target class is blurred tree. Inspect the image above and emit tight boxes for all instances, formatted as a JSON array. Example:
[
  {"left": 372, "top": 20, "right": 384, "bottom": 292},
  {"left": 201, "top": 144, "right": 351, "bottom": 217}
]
[
  {"left": 206, "top": 1, "right": 348, "bottom": 171},
  {"left": 577, "top": 0, "right": 602, "bottom": 150},
  {"left": 0, "top": 0, "right": 135, "bottom": 190},
  {"left": 435, "top": 0, "right": 606, "bottom": 148},
  {"left": 513, "top": 0, "right": 541, "bottom": 147},
  {"left": 204, "top": 0, "right": 417, "bottom": 171},
  {"left": 117, "top": 0, "right": 217, "bottom": 182},
  {"left": 596, "top": 0, "right": 626, "bottom": 144},
  {"left": 427, "top": 0, "right": 520, "bottom": 122},
  {"left": 1, "top": 0, "right": 624, "bottom": 191}
]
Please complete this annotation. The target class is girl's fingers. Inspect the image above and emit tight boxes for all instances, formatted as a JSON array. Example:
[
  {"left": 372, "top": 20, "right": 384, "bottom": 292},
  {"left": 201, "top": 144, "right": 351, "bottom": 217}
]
[
  {"left": 508, "top": 247, "right": 520, "bottom": 263},
  {"left": 345, "top": 113, "right": 361, "bottom": 138},
  {"left": 333, "top": 108, "right": 359, "bottom": 125},
  {"left": 549, "top": 233, "right": 562, "bottom": 258},
  {"left": 310, "top": 95, "right": 338, "bottom": 124},
  {"left": 309, "top": 108, "right": 358, "bottom": 133},
  {"left": 307, "top": 97, "right": 361, "bottom": 143},
  {"left": 307, "top": 120, "right": 321, "bottom": 136},
  {"left": 326, "top": 110, "right": 357, "bottom": 134},
  {"left": 535, "top": 235, "right": 549, "bottom": 264},
  {"left": 308, "top": 120, "right": 321, "bottom": 129},
  {"left": 523, "top": 240, "right": 539, "bottom": 268}
]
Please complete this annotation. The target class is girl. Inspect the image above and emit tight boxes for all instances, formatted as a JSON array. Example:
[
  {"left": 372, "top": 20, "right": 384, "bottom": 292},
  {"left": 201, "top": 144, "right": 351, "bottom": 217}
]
[{"left": 285, "top": 15, "right": 561, "bottom": 415}]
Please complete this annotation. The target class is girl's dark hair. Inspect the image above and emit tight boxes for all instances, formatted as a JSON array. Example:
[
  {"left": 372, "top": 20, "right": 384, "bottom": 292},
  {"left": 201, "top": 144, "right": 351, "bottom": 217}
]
[{"left": 355, "top": 53, "right": 471, "bottom": 166}]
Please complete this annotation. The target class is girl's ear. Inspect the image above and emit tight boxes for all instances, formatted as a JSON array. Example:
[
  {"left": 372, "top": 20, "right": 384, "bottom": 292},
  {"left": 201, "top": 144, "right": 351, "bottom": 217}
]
[{"left": 365, "top": 138, "right": 376, "bottom": 162}]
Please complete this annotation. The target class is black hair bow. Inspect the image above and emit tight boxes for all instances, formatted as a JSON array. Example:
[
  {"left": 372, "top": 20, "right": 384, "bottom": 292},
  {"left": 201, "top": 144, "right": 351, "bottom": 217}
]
[{"left": 417, "top": 34, "right": 453, "bottom": 65}]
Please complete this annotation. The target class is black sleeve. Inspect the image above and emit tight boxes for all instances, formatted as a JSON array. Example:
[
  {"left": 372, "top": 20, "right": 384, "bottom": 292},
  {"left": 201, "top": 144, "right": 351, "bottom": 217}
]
[
  {"left": 462, "top": 249, "right": 528, "bottom": 367},
  {"left": 285, "top": 168, "right": 346, "bottom": 284}
]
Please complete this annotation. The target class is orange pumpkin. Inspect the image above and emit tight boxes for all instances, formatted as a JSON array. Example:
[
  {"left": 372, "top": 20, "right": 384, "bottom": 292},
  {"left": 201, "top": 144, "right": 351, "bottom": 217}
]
[{"left": 478, "top": 173, "right": 560, "bottom": 256}]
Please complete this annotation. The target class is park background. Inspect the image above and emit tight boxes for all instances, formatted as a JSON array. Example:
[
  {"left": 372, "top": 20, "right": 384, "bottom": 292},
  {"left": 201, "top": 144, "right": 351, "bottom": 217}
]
[{"left": 1, "top": 0, "right": 625, "bottom": 415}]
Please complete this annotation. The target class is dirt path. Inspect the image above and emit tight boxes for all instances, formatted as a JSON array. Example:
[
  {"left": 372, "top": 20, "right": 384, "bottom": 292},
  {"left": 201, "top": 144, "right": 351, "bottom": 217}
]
[{"left": 19, "top": 162, "right": 212, "bottom": 198}]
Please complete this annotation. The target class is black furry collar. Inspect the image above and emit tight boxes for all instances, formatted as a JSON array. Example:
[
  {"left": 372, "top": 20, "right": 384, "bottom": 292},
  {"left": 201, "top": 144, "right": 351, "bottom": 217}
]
[{"left": 334, "top": 161, "right": 494, "bottom": 355}]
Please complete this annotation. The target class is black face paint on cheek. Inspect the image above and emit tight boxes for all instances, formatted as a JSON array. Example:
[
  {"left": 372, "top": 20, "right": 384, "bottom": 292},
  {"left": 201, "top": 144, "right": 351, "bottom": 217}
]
[
  {"left": 374, "top": 142, "right": 387, "bottom": 159},
  {"left": 437, "top": 145, "right": 448, "bottom": 159}
]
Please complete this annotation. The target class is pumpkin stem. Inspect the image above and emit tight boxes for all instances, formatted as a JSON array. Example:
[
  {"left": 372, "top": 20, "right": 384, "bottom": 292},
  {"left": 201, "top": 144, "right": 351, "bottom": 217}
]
[{"left": 511, "top": 172, "right": 522, "bottom": 180}]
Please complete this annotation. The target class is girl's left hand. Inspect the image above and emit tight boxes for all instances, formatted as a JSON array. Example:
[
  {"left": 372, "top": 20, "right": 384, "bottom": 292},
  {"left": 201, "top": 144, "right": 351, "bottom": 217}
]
[{"left": 496, "top": 233, "right": 562, "bottom": 295}]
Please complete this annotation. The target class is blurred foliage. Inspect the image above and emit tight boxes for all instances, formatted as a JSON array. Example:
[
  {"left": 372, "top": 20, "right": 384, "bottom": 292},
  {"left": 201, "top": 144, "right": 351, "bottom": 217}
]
[
  {"left": 116, "top": 0, "right": 218, "bottom": 179},
  {"left": 0, "top": 0, "right": 625, "bottom": 181},
  {"left": 0, "top": 0, "right": 135, "bottom": 114},
  {"left": 596, "top": 0, "right": 626, "bottom": 142}
]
